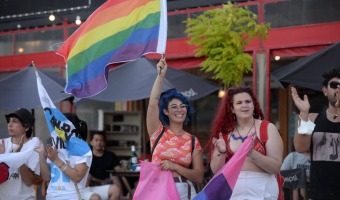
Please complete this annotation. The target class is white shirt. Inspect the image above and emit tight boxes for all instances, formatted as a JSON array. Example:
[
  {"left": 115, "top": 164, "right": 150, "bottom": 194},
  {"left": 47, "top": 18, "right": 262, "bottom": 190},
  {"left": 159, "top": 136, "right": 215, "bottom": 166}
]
[
  {"left": 46, "top": 146, "right": 92, "bottom": 200},
  {"left": 0, "top": 137, "right": 40, "bottom": 200}
]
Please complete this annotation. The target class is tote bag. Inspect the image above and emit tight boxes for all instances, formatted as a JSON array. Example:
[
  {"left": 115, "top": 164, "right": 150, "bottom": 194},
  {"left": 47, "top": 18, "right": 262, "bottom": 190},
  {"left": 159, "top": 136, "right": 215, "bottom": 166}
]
[{"left": 133, "top": 161, "right": 180, "bottom": 200}]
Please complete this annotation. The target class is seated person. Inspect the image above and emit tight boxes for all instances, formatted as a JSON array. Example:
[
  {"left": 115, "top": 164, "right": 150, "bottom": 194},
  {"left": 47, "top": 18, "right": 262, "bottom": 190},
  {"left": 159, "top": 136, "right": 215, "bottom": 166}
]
[
  {"left": 84, "top": 131, "right": 122, "bottom": 200},
  {"left": 281, "top": 151, "right": 310, "bottom": 200}
]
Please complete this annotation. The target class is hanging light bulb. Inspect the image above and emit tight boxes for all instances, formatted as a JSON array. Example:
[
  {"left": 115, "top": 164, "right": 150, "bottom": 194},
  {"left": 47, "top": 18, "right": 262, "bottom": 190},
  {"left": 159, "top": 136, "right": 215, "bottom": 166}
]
[
  {"left": 274, "top": 56, "right": 281, "bottom": 61},
  {"left": 75, "top": 16, "right": 82, "bottom": 25},
  {"left": 49, "top": 14, "right": 55, "bottom": 21}
]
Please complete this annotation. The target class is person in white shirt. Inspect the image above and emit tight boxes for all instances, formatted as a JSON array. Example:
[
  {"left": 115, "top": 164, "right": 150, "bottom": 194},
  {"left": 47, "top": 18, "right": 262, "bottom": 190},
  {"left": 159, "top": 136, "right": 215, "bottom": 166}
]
[
  {"left": 0, "top": 108, "right": 40, "bottom": 200},
  {"left": 35, "top": 113, "right": 92, "bottom": 200}
]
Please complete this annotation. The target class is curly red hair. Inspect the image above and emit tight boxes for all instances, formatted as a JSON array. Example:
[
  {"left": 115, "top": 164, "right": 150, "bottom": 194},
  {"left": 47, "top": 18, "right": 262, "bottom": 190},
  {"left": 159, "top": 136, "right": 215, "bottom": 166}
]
[{"left": 205, "top": 87, "right": 264, "bottom": 154}]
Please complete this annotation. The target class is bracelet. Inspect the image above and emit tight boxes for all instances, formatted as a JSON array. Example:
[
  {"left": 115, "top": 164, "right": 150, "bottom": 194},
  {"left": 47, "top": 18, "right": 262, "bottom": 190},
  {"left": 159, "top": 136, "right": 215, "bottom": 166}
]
[
  {"left": 59, "top": 163, "right": 66, "bottom": 169},
  {"left": 62, "top": 164, "right": 68, "bottom": 172},
  {"left": 297, "top": 115, "right": 315, "bottom": 135},
  {"left": 59, "top": 163, "right": 68, "bottom": 172}
]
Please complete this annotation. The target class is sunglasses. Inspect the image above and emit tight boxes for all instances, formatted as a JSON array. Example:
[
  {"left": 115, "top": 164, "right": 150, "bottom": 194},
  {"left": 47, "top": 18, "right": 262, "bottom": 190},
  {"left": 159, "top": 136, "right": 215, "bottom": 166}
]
[{"left": 329, "top": 81, "right": 340, "bottom": 89}]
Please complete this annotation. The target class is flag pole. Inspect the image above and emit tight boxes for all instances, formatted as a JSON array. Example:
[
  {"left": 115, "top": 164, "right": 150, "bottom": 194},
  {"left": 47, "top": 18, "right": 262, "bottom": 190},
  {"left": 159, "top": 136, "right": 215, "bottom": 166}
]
[{"left": 31, "top": 61, "right": 37, "bottom": 136}]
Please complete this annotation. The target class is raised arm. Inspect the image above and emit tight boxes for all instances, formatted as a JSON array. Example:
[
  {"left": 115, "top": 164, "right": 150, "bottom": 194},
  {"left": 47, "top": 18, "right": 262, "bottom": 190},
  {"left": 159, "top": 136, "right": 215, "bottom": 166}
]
[
  {"left": 291, "top": 87, "right": 315, "bottom": 153},
  {"left": 146, "top": 58, "right": 167, "bottom": 136}
]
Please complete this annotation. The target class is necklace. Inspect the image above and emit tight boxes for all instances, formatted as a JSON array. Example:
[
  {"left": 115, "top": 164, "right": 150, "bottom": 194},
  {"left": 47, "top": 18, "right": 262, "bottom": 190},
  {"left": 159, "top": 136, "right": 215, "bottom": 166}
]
[
  {"left": 232, "top": 120, "right": 255, "bottom": 143},
  {"left": 326, "top": 109, "right": 338, "bottom": 119},
  {"left": 10, "top": 138, "right": 14, "bottom": 153}
]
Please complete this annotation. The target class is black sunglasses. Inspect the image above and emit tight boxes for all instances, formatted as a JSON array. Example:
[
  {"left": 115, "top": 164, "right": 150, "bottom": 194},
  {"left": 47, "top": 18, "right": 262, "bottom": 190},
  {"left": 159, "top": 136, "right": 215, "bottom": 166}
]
[{"left": 329, "top": 81, "right": 340, "bottom": 89}]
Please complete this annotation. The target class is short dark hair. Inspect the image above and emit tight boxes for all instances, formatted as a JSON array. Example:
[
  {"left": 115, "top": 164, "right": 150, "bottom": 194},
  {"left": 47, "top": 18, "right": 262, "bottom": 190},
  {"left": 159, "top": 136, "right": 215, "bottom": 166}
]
[
  {"left": 90, "top": 130, "right": 106, "bottom": 142},
  {"left": 322, "top": 66, "right": 340, "bottom": 87}
]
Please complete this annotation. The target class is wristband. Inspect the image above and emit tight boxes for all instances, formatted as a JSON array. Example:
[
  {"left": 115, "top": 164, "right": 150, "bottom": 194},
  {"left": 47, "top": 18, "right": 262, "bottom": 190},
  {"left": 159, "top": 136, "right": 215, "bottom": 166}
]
[{"left": 297, "top": 116, "right": 315, "bottom": 135}]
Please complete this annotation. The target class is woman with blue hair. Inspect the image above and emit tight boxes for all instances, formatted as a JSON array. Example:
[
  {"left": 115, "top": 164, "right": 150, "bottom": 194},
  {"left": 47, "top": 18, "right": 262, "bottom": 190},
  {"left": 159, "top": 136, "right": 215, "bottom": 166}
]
[{"left": 146, "top": 57, "right": 204, "bottom": 199}]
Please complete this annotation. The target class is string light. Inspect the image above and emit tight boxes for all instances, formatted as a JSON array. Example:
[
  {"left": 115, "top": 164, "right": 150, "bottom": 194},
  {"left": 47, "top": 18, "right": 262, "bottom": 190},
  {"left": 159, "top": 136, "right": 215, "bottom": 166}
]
[
  {"left": 0, "top": 5, "right": 89, "bottom": 20},
  {"left": 18, "top": 48, "right": 24, "bottom": 53},
  {"left": 75, "top": 16, "right": 82, "bottom": 25},
  {"left": 49, "top": 14, "right": 55, "bottom": 21}
]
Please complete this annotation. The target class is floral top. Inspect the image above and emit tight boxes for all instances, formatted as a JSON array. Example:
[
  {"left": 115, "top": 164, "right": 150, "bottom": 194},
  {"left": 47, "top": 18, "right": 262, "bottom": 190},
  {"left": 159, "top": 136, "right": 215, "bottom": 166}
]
[{"left": 150, "top": 124, "right": 202, "bottom": 168}]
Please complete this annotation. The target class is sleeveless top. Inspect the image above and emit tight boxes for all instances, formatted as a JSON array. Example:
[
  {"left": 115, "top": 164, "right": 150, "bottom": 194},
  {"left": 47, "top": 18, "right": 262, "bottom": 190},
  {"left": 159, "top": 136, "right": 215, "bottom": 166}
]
[
  {"left": 224, "top": 121, "right": 266, "bottom": 162},
  {"left": 150, "top": 124, "right": 202, "bottom": 168},
  {"left": 310, "top": 109, "right": 340, "bottom": 195}
]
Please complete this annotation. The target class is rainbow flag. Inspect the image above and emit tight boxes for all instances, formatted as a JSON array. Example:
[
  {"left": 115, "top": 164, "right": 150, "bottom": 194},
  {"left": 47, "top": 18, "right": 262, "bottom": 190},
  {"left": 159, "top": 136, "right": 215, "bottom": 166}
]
[
  {"left": 57, "top": 0, "right": 167, "bottom": 98},
  {"left": 194, "top": 137, "right": 252, "bottom": 200}
]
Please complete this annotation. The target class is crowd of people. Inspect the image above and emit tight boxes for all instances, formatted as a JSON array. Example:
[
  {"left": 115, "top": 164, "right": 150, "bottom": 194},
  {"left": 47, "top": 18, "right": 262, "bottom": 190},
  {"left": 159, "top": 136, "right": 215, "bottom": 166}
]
[{"left": 0, "top": 59, "right": 339, "bottom": 200}]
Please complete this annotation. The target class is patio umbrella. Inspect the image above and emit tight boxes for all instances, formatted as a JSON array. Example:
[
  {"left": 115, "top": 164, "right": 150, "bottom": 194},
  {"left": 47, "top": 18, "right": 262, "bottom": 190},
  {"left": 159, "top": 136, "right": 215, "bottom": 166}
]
[
  {"left": 0, "top": 65, "right": 72, "bottom": 109},
  {"left": 85, "top": 57, "right": 221, "bottom": 102},
  {"left": 271, "top": 42, "right": 340, "bottom": 91}
]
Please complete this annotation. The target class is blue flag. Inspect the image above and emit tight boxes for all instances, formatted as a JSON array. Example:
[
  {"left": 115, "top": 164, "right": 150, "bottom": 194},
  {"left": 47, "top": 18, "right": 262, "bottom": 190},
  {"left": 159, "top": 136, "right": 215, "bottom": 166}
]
[{"left": 35, "top": 69, "right": 91, "bottom": 157}]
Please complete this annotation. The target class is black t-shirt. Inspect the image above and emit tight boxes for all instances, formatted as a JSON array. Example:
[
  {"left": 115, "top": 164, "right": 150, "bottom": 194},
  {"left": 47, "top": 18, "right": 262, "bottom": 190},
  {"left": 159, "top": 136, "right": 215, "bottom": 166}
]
[
  {"left": 310, "top": 109, "right": 340, "bottom": 198},
  {"left": 90, "top": 150, "right": 120, "bottom": 180}
]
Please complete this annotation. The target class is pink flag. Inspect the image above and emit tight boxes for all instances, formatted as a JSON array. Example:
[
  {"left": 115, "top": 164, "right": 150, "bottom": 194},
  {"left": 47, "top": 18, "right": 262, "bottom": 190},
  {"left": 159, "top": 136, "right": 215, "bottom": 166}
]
[{"left": 194, "top": 137, "right": 252, "bottom": 200}]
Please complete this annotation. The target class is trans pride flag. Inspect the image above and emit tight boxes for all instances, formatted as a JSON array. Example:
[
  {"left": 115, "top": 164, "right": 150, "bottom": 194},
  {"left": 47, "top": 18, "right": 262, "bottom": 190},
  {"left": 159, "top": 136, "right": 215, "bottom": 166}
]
[
  {"left": 57, "top": 0, "right": 167, "bottom": 98},
  {"left": 35, "top": 69, "right": 91, "bottom": 158},
  {"left": 194, "top": 137, "right": 252, "bottom": 200}
]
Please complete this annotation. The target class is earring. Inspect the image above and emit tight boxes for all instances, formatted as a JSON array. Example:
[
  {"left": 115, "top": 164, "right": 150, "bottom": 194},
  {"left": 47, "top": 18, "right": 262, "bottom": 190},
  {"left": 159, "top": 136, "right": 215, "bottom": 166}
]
[{"left": 232, "top": 113, "right": 236, "bottom": 121}]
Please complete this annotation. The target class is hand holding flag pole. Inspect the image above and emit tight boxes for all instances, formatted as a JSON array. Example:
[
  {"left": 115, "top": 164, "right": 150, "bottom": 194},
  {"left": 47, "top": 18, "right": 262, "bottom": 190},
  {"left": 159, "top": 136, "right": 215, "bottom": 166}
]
[{"left": 159, "top": 52, "right": 165, "bottom": 75}]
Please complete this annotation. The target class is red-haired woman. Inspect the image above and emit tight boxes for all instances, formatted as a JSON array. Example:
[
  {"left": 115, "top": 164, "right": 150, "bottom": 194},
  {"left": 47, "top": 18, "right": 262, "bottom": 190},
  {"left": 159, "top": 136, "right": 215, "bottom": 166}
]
[{"left": 208, "top": 87, "right": 283, "bottom": 199}]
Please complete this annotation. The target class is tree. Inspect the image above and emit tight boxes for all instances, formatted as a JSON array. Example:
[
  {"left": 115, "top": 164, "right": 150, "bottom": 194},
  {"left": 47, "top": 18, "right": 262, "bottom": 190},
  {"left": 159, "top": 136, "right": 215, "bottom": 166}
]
[{"left": 185, "top": 2, "right": 270, "bottom": 86}]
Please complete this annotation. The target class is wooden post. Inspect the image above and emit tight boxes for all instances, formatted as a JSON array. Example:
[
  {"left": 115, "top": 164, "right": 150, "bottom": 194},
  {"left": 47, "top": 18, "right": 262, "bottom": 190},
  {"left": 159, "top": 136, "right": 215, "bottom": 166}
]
[{"left": 278, "top": 88, "right": 289, "bottom": 157}]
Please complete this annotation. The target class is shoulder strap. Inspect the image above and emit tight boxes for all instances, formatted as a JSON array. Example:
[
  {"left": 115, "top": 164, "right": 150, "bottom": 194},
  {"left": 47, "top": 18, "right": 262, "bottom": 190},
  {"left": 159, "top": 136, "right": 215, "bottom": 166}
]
[
  {"left": 151, "top": 127, "right": 165, "bottom": 157},
  {"left": 189, "top": 135, "right": 195, "bottom": 169},
  {"left": 191, "top": 135, "right": 195, "bottom": 154},
  {"left": 260, "top": 120, "right": 270, "bottom": 143}
]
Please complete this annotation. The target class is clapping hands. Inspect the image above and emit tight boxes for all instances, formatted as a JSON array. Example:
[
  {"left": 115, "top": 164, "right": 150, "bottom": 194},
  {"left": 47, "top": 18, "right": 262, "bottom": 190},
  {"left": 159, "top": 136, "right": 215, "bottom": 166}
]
[
  {"left": 212, "top": 133, "right": 226, "bottom": 154},
  {"left": 0, "top": 139, "right": 5, "bottom": 154},
  {"left": 291, "top": 87, "right": 310, "bottom": 119}
]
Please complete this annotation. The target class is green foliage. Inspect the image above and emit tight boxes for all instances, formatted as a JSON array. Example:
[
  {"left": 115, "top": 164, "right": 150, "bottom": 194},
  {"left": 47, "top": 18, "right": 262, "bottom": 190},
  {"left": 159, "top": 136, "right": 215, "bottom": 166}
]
[{"left": 185, "top": 2, "right": 270, "bottom": 86}]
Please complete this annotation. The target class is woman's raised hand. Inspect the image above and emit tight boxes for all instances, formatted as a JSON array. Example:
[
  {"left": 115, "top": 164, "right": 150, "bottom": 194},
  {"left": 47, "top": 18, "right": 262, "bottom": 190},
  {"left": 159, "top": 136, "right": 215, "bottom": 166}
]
[
  {"left": 212, "top": 132, "right": 226, "bottom": 153},
  {"left": 157, "top": 57, "right": 167, "bottom": 76},
  {"left": 34, "top": 141, "right": 45, "bottom": 155},
  {"left": 45, "top": 145, "right": 59, "bottom": 162}
]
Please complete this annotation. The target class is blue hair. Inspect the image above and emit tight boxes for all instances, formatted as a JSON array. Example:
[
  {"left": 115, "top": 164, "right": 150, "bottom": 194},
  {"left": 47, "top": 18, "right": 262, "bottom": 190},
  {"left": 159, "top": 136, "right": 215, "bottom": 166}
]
[{"left": 158, "top": 89, "right": 193, "bottom": 126}]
